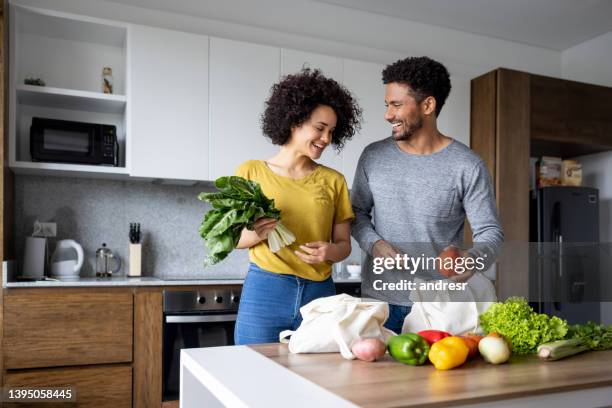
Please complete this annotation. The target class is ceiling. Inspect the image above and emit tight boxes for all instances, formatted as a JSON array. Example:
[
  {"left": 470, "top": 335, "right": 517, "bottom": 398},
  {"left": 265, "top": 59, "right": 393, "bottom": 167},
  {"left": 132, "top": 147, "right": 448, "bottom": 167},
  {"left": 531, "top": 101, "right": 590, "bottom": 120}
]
[
  {"left": 105, "top": 0, "right": 612, "bottom": 51},
  {"left": 315, "top": 0, "right": 612, "bottom": 50}
]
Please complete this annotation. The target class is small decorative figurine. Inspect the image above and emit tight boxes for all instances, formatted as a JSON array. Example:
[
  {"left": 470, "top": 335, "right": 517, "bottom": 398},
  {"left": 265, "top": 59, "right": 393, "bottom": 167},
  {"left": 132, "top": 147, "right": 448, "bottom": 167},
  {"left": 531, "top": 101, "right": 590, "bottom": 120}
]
[{"left": 102, "top": 67, "right": 114, "bottom": 94}]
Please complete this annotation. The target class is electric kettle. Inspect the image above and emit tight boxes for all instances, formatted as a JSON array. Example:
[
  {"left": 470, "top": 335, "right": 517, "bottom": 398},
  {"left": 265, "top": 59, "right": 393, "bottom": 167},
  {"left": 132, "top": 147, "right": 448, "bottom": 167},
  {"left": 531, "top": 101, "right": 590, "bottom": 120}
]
[
  {"left": 50, "top": 239, "right": 84, "bottom": 279},
  {"left": 96, "top": 243, "right": 122, "bottom": 277}
]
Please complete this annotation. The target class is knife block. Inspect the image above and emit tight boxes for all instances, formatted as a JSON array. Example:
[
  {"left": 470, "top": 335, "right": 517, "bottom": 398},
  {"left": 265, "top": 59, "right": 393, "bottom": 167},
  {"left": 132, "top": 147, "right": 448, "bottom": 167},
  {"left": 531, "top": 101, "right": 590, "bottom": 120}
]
[{"left": 128, "top": 243, "right": 142, "bottom": 277}]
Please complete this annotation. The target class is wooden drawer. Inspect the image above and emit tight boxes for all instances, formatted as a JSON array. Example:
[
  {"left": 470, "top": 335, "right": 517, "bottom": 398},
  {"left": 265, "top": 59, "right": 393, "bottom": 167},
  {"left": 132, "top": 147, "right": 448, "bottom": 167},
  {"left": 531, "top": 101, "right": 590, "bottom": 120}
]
[
  {"left": 4, "top": 364, "right": 132, "bottom": 408},
  {"left": 3, "top": 288, "right": 133, "bottom": 369}
]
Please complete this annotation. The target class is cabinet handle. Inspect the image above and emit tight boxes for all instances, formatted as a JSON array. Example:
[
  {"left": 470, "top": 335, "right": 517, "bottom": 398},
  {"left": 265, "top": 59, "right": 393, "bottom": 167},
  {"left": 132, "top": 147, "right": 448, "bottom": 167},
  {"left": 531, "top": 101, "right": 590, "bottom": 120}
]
[{"left": 165, "top": 314, "right": 237, "bottom": 323}]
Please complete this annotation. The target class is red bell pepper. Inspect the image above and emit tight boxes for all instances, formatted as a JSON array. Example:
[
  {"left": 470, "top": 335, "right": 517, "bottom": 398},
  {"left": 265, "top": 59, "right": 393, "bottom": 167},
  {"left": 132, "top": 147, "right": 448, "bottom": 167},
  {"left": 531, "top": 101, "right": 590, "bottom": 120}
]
[{"left": 417, "top": 330, "right": 452, "bottom": 346}]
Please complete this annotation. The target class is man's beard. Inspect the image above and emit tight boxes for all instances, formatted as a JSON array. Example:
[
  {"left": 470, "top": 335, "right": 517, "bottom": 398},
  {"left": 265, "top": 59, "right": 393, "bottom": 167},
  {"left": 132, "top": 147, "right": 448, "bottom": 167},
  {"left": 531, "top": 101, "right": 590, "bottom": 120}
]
[{"left": 392, "top": 117, "right": 423, "bottom": 141}]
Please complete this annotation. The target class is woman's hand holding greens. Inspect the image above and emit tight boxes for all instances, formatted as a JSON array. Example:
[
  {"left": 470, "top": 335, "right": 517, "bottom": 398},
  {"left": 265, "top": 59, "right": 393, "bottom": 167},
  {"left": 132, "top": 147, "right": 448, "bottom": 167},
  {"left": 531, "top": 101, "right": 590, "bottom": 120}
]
[
  {"left": 236, "top": 218, "right": 278, "bottom": 249},
  {"left": 253, "top": 218, "right": 278, "bottom": 240}
]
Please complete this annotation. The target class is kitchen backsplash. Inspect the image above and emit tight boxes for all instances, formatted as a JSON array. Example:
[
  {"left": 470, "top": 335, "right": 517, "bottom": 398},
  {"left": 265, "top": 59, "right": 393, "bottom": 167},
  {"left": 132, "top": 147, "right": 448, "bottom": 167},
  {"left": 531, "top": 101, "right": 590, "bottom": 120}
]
[{"left": 13, "top": 175, "right": 249, "bottom": 280}]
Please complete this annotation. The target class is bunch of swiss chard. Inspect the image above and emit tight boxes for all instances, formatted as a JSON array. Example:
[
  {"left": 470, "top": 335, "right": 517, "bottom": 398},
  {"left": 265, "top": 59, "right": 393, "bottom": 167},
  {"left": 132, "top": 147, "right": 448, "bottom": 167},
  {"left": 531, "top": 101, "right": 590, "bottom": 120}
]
[{"left": 198, "top": 176, "right": 295, "bottom": 265}]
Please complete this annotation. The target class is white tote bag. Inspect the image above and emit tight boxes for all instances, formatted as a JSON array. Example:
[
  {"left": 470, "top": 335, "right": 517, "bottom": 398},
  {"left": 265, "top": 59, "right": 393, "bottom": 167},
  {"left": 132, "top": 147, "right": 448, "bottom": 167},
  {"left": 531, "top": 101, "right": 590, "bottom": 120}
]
[
  {"left": 279, "top": 294, "right": 396, "bottom": 360},
  {"left": 401, "top": 273, "right": 497, "bottom": 335}
]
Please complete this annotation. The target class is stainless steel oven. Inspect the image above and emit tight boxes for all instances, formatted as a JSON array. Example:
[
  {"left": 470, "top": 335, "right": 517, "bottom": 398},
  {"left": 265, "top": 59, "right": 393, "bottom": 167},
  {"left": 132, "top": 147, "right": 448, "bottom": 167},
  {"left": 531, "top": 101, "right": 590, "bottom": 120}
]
[{"left": 162, "top": 287, "right": 241, "bottom": 402}]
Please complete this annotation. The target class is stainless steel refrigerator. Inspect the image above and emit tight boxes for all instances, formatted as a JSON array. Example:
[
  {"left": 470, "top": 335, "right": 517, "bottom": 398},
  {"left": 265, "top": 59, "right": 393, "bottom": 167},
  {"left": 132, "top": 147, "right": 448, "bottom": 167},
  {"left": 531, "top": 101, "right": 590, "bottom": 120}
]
[{"left": 530, "top": 186, "right": 601, "bottom": 324}]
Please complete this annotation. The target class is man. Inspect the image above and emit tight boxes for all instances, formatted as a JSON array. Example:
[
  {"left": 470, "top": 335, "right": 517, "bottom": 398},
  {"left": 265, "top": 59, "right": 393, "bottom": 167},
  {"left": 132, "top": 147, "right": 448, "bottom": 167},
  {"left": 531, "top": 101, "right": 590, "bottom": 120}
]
[{"left": 351, "top": 56, "right": 504, "bottom": 334}]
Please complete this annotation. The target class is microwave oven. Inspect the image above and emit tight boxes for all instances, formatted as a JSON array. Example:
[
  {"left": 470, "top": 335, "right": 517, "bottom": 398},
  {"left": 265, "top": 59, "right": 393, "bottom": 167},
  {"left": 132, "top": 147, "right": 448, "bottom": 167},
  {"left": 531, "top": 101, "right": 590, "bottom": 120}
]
[{"left": 30, "top": 117, "right": 119, "bottom": 166}]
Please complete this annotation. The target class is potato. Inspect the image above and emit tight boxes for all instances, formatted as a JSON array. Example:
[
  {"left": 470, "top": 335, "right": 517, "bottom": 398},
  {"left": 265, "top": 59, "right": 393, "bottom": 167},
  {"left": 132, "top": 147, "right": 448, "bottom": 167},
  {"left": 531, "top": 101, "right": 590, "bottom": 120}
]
[{"left": 351, "top": 338, "right": 387, "bottom": 362}]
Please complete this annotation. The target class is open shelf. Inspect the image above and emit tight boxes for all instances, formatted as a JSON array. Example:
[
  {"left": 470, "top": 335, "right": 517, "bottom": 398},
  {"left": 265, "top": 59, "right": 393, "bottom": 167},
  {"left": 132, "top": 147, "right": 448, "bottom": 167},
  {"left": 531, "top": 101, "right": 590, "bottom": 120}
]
[
  {"left": 10, "top": 160, "right": 129, "bottom": 179},
  {"left": 9, "top": 3, "right": 130, "bottom": 178},
  {"left": 16, "top": 84, "right": 127, "bottom": 114}
]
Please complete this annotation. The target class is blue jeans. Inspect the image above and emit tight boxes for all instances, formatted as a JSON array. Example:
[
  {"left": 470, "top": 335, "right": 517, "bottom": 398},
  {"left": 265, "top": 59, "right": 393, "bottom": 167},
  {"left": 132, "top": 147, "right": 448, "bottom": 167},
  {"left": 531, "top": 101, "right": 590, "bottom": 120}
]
[
  {"left": 385, "top": 304, "right": 412, "bottom": 334},
  {"left": 234, "top": 263, "right": 336, "bottom": 345}
]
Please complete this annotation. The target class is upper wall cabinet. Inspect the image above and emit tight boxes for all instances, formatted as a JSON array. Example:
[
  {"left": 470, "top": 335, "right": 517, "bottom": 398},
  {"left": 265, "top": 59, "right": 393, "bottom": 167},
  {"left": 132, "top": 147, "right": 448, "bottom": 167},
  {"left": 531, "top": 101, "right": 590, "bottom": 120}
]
[
  {"left": 209, "top": 38, "right": 280, "bottom": 179},
  {"left": 280, "top": 49, "right": 344, "bottom": 173},
  {"left": 341, "top": 59, "right": 387, "bottom": 187},
  {"left": 130, "top": 25, "right": 209, "bottom": 181},
  {"left": 531, "top": 74, "right": 612, "bottom": 156},
  {"left": 8, "top": 4, "right": 130, "bottom": 179}
]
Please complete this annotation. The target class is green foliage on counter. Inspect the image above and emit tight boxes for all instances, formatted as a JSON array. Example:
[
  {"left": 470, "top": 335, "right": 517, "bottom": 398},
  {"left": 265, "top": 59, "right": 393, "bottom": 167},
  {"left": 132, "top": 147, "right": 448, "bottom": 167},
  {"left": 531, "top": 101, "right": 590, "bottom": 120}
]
[
  {"left": 566, "top": 321, "right": 612, "bottom": 351},
  {"left": 198, "top": 176, "right": 294, "bottom": 265},
  {"left": 479, "top": 297, "right": 568, "bottom": 354}
]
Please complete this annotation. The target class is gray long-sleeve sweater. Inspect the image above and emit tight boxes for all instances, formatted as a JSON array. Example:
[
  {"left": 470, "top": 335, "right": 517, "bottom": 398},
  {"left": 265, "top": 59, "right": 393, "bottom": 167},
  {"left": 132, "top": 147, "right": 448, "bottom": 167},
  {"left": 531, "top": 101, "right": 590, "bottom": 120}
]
[{"left": 351, "top": 137, "right": 504, "bottom": 305}]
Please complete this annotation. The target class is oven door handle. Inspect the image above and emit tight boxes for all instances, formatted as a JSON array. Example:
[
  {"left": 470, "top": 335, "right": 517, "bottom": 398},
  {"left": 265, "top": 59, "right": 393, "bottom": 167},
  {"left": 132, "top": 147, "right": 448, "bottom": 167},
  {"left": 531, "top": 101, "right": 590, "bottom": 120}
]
[{"left": 165, "top": 314, "right": 237, "bottom": 323}]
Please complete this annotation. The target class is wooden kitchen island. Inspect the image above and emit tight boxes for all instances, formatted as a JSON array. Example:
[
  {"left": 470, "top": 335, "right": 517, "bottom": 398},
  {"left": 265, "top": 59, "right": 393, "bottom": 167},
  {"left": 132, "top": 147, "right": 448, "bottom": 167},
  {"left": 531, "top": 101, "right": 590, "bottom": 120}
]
[{"left": 180, "top": 344, "right": 612, "bottom": 407}]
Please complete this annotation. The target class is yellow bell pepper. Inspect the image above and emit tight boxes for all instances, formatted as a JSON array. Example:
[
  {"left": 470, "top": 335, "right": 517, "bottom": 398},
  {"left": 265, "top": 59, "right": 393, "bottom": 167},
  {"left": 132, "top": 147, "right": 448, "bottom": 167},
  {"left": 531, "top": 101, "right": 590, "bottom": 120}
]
[{"left": 428, "top": 336, "right": 469, "bottom": 370}]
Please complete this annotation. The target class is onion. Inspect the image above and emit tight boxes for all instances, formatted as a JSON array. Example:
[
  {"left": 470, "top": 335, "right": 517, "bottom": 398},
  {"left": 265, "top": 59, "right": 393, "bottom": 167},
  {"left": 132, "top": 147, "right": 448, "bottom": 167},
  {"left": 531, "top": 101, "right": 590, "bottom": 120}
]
[
  {"left": 351, "top": 338, "right": 387, "bottom": 362},
  {"left": 478, "top": 336, "right": 510, "bottom": 364}
]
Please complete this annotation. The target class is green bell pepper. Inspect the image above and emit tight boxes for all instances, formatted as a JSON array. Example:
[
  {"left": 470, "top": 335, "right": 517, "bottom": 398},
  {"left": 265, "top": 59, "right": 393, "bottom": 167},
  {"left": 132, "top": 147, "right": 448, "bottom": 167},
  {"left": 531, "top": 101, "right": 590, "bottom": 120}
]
[{"left": 387, "top": 333, "right": 430, "bottom": 366}]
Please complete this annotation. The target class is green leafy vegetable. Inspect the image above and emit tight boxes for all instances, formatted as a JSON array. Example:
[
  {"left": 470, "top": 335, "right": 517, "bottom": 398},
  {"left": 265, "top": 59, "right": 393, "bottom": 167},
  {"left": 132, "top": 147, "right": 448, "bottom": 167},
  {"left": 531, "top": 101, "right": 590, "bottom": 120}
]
[
  {"left": 198, "top": 176, "right": 295, "bottom": 265},
  {"left": 479, "top": 297, "right": 568, "bottom": 354},
  {"left": 566, "top": 321, "right": 612, "bottom": 351}
]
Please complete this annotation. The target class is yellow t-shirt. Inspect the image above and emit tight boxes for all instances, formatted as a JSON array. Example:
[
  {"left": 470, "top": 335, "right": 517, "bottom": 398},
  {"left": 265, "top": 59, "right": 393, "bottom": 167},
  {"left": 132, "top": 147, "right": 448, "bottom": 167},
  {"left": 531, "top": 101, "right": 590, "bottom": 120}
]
[{"left": 235, "top": 160, "right": 354, "bottom": 281}]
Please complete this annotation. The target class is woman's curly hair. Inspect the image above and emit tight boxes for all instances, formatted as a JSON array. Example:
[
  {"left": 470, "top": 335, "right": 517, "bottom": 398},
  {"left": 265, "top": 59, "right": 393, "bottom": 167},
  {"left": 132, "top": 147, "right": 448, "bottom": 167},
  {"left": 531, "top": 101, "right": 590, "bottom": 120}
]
[
  {"left": 261, "top": 69, "right": 362, "bottom": 151},
  {"left": 382, "top": 56, "right": 451, "bottom": 117}
]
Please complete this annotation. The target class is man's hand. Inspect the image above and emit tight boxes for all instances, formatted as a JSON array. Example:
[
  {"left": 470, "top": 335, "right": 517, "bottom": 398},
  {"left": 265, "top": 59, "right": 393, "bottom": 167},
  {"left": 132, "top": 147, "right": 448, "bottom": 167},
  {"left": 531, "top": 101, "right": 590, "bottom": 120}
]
[
  {"left": 295, "top": 241, "right": 334, "bottom": 264},
  {"left": 372, "top": 240, "right": 400, "bottom": 259},
  {"left": 444, "top": 246, "right": 476, "bottom": 283},
  {"left": 448, "top": 269, "right": 475, "bottom": 283}
]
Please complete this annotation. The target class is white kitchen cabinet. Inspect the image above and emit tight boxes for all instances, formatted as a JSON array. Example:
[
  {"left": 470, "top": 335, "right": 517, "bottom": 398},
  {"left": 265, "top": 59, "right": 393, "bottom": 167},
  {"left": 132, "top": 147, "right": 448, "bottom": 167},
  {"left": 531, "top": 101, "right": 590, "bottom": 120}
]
[
  {"left": 209, "top": 37, "right": 280, "bottom": 179},
  {"left": 341, "top": 59, "right": 388, "bottom": 187},
  {"left": 280, "top": 49, "right": 344, "bottom": 173},
  {"left": 129, "top": 24, "right": 209, "bottom": 180}
]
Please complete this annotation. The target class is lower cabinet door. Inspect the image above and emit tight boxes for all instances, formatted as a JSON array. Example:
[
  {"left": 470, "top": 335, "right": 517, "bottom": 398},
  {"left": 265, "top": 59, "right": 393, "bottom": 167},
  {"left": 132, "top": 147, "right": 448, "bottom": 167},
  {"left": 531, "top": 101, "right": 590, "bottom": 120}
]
[{"left": 4, "top": 364, "right": 132, "bottom": 408}]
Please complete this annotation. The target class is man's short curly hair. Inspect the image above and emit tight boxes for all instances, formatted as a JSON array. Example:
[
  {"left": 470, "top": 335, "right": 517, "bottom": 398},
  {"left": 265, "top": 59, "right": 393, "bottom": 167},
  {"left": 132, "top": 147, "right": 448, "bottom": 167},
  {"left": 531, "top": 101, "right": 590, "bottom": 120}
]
[
  {"left": 261, "top": 69, "right": 361, "bottom": 151},
  {"left": 382, "top": 57, "right": 451, "bottom": 117}
]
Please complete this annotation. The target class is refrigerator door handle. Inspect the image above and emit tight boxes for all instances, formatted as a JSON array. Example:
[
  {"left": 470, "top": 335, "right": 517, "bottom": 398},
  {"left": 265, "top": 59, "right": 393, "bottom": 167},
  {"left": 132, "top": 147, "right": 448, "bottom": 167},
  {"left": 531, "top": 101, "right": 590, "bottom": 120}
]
[{"left": 558, "top": 234, "right": 563, "bottom": 278}]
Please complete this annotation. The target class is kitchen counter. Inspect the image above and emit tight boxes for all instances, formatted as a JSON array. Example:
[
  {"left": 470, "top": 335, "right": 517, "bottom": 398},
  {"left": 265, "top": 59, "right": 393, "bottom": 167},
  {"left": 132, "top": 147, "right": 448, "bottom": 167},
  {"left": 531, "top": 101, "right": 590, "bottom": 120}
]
[
  {"left": 2, "top": 276, "right": 245, "bottom": 288},
  {"left": 180, "top": 344, "right": 612, "bottom": 408},
  {"left": 2, "top": 274, "right": 361, "bottom": 288},
  {"left": 2, "top": 261, "right": 362, "bottom": 287}
]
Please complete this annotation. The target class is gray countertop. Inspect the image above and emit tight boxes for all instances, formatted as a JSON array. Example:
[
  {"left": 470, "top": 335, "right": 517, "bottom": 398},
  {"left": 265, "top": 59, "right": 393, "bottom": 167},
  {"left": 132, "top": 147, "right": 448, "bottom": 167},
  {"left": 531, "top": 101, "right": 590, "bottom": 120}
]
[
  {"left": 3, "top": 276, "right": 246, "bottom": 288},
  {"left": 3, "top": 273, "right": 361, "bottom": 288},
  {"left": 2, "top": 260, "right": 361, "bottom": 288}
]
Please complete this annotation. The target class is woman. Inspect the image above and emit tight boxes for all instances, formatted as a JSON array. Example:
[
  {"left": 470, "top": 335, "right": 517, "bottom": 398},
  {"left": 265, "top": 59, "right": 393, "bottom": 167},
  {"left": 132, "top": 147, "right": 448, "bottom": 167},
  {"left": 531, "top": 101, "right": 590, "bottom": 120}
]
[{"left": 234, "top": 69, "right": 362, "bottom": 345}]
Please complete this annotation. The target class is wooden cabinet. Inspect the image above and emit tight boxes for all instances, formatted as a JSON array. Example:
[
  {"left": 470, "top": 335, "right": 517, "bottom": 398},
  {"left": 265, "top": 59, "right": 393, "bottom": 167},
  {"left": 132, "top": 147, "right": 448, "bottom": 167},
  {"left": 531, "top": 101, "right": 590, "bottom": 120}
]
[
  {"left": 531, "top": 73, "right": 612, "bottom": 156},
  {"left": 3, "top": 288, "right": 133, "bottom": 369},
  {"left": 209, "top": 37, "right": 280, "bottom": 179},
  {"left": 4, "top": 364, "right": 132, "bottom": 408},
  {"left": 471, "top": 68, "right": 612, "bottom": 300},
  {"left": 2, "top": 288, "right": 133, "bottom": 406},
  {"left": 129, "top": 25, "right": 209, "bottom": 181},
  {"left": 133, "top": 289, "right": 163, "bottom": 408}
]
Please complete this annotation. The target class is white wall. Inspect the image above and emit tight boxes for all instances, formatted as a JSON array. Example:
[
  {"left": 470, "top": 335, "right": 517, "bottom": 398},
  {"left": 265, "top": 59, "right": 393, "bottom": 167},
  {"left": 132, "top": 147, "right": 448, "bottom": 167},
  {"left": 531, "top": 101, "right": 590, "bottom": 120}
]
[
  {"left": 561, "top": 31, "right": 612, "bottom": 325},
  {"left": 12, "top": 0, "right": 562, "bottom": 148},
  {"left": 562, "top": 32, "right": 612, "bottom": 87}
]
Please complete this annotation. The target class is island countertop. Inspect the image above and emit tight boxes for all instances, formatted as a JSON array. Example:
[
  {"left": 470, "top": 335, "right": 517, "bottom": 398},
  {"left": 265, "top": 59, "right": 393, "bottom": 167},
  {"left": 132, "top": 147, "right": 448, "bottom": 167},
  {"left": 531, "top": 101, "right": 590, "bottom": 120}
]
[{"left": 181, "top": 344, "right": 612, "bottom": 407}]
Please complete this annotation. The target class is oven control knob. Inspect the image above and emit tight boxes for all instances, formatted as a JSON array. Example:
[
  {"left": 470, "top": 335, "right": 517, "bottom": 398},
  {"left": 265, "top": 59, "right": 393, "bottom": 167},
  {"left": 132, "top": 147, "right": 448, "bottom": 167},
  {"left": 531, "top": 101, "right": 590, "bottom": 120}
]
[
  {"left": 231, "top": 295, "right": 240, "bottom": 303},
  {"left": 215, "top": 296, "right": 223, "bottom": 304},
  {"left": 198, "top": 296, "right": 206, "bottom": 304}
]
